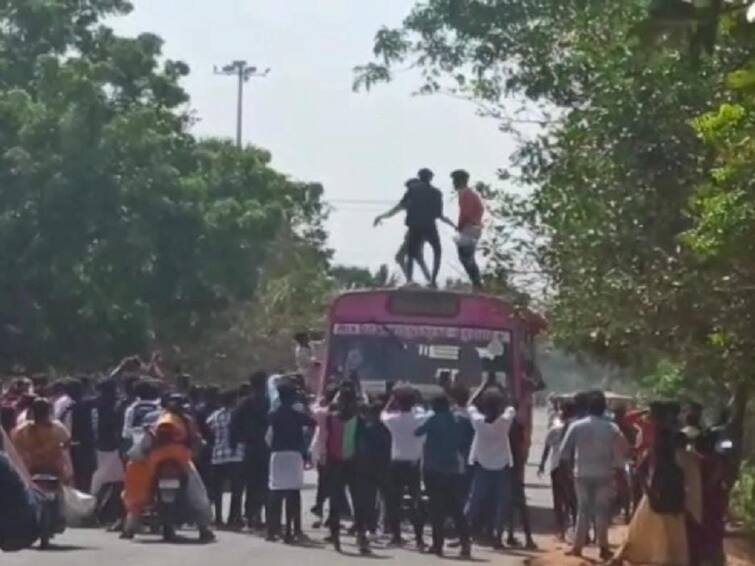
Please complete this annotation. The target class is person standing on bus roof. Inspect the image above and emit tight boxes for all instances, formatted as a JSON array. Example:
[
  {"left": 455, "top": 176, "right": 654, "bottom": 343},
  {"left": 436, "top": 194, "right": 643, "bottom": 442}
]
[
  {"left": 451, "top": 170, "right": 484, "bottom": 290},
  {"left": 374, "top": 169, "right": 455, "bottom": 288}
]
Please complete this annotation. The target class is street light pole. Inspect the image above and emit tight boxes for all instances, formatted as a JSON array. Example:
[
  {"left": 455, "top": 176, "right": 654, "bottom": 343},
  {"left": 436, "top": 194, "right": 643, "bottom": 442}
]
[{"left": 214, "top": 60, "right": 270, "bottom": 148}]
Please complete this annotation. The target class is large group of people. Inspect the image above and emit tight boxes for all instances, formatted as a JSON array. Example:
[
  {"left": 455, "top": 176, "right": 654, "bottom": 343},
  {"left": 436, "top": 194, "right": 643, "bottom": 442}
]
[
  {"left": 539, "top": 392, "right": 734, "bottom": 566},
  {"left": 0, "top": 349, "right": 739, "bottom": 565},
  {"left": 0, "top": 352, "right": 540, "bottom": 557}
]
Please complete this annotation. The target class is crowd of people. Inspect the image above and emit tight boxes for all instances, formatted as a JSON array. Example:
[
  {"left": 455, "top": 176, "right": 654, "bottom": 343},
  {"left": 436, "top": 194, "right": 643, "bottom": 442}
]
[
  {"left": 0, "top": 350, "right": 738, "bottom": 565},
  {"left": 0, "top": 353, "right": 539, "bottom": 557},
  {"left": 539, "top": 392, "right": 734, "bottom": 566}
]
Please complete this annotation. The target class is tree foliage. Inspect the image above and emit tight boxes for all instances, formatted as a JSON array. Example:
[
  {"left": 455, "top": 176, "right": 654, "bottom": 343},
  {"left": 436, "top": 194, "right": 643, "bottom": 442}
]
[
  {"left": 356, "top": 0, "right": 755, "bottom": 404},
  {"left": 330, "top": 264, "right": 398, "bottom": 290},
  {"left": 0, "top": 0, "right": 329, "bottom": 371}
]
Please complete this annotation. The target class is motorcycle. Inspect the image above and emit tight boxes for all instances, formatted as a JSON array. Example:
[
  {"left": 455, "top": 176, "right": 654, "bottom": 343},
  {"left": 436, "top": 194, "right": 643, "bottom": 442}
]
[
  {"left": 32, "top": 474, "right": 66, "bottom": 549},
  {"left": 152, "top": 460, "right": 188, "bottom": 542}
]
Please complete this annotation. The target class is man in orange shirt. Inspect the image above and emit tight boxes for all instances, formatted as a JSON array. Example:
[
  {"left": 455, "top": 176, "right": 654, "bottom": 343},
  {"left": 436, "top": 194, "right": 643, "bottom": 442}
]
[
  {"left": 451, "top": 170, "right": 484, "bottom": 289},
  {"left": 11, "top": 398, "right": 72, "bottom": 483}
]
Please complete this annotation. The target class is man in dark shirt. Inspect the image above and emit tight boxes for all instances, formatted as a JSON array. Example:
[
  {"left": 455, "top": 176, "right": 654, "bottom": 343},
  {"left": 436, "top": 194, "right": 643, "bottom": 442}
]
[
  {"left": 0, "top": 451, "right": 42, "bottom": 551},
  {"left": 230, "top": 370, "right": 271, "bottom": 529},
  {"left": 60, "top": 379, "right": 97, "bottom": 493},
  {"left": 266, "top": 382, "right": 315, "bottom": 542},
  {"left": 374, "top": 168, "right": 455, "bottom": 288},
  {"left": 415, "top": 394, "right": 471, "bottom": 557}
]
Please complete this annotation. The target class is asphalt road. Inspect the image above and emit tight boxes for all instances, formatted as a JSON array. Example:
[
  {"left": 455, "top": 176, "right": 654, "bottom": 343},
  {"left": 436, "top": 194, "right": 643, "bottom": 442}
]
[{"left": 4, "top": 409, "right": 554, "bottom": 566}]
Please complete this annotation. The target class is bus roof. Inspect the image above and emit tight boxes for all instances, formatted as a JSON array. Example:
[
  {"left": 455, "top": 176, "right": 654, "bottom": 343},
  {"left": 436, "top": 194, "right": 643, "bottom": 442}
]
[{"left": 329, "top": 287, "right": 546, "bottom": 332}]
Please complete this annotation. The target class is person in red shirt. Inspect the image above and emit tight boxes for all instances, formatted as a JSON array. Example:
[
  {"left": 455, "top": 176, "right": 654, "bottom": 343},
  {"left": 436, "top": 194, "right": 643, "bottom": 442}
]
[{"left": 451, "top": 170, "right": 484, "bottom": 289}]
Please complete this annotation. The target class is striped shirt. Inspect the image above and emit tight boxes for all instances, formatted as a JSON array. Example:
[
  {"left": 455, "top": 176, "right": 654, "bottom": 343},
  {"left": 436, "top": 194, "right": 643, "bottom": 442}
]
[
  {"left": 206, "top": 407, "right": 244, "bottom": 464},
  {"left": 326, "top": 414, "right": 358, "bottom": 462}
]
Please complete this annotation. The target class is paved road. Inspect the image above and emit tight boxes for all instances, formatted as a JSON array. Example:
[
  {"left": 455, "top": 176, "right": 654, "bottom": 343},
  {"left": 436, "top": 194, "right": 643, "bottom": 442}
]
[{"left": 4, "top": 410, "right": 554, "bottom": 566}]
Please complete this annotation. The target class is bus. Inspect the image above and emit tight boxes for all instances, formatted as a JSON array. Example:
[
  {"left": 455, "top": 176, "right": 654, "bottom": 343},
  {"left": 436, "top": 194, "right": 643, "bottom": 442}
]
[{"left": 319, "top": 288, "right": 546, "bottom": 439}]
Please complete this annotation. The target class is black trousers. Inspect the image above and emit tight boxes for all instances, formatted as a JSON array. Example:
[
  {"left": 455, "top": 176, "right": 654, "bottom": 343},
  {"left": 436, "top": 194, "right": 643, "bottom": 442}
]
[
  {"left": 328, "top": 460, "right": 369, "bottom": 541},
  {"left": 361, "top": 473, "right": 390, "bottom": 533},
  {"left": 387, "top": 460, "right": 425, "bottom": 544},
  {"left": 318, "top": 462, "right": 352, "bottom": 521},
  {"left": 457, "top": 244, "right": 482, "bottom": 288},
  {"left": 243, "top": 445, "right": 270, "bottom": 524},
  {"left": 406, "top": 224, "right": 441, "bottom": 283},
  {"left": 70, "top": 444, "right": 95, "bottom": 494},
  {"left": 211, "top": 462, "right": 244, "bottom": 524},
  {"left": 507, "top": 464, "right": 532, "bottom": 540},
  {"left": 425, "top": 470, "right": 470, "bottom": 551},
  {"left": 314, "top": 463, "right": 328, "bottom": 511},
  {"left": 267, "top": 490, "right": 301, "bottom": 538}
]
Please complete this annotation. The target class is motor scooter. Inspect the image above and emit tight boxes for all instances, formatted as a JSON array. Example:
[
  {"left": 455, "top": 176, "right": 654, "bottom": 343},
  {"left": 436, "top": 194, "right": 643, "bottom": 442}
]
[{"left": 153, "top": 460, "right": 188, "bottom": 542}]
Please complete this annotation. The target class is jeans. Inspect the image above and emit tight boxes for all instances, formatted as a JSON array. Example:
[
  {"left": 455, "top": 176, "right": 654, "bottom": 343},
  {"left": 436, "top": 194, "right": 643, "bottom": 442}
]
[
  {"left": 574, "top": 476, "right": 613, "bottom": 550},
  {"left": 186, "top": 463, "right": 213, "bottom": 528},
  {"left": 211, "top": 462, "right": 244, "bottom": 524},
  {"left": 425, "top": 471, "right": 470, "bottom": 551},
  {"left": 465, "top": 465, "right": 512, "bottom": 537}
]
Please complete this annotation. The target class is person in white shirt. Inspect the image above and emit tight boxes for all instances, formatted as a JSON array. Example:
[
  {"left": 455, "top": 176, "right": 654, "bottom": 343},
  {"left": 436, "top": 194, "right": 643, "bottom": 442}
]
[
  {"left": 380, "top": 386, "right": 428, "bottom": 548},
  {"left": 559, "top": 391, "right": 628, "bottom": 560},
  {"left": 538, "top": 401, "right": 577, "bottom": 540},
  {"left": 121, "top": 380, "right": 162, "bottom": 451},
  {"left": 293, "top": 332, "right": 318, "bottom": 394},
  {"left": 465, "top": 379, "right": 516, "bottom": 549}
]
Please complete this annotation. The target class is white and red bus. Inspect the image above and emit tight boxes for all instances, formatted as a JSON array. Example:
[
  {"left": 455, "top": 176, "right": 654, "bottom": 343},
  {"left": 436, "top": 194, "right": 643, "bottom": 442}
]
[{"left": 319, "top": 288, "right": 546, "bottom": 439}]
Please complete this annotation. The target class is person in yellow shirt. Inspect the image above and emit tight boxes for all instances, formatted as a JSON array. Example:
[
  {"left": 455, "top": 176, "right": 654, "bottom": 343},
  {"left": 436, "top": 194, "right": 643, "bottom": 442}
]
[{"left": 11, "top": 398, "right": 72, "bottom": 483}]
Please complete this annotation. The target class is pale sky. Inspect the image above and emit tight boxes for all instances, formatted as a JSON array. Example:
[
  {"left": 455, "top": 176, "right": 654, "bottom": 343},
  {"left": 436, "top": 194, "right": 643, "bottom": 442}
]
[{"left": 111, "top": 1, "right": 517, "bottom": 280}]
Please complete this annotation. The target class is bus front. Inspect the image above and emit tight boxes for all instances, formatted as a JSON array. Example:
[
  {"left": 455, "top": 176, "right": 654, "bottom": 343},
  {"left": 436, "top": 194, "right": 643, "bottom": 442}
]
[{"left": 321, "top": 289, "right": 526, "bottom": 397}]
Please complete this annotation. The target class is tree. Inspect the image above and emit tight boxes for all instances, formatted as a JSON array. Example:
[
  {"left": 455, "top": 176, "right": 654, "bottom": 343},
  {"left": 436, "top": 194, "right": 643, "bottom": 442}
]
[
  {"left": 355, "top": 0, "right": 754, "bottom": 415},
  {"left": 330, "top": 264, "right": 398, "bottom": 289},
  {"left": 0, "top": 0, "right": 329, "bottom": 371}
]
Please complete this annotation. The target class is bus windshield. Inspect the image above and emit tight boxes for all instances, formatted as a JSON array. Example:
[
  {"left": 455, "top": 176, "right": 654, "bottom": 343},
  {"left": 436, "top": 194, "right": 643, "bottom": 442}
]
[{"left": 327, "top": 322, "right": 512, "bottom": 390}]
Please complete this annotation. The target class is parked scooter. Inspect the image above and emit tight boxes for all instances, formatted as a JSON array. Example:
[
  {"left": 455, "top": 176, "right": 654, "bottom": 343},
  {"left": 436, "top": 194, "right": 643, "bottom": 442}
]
[{"left": 153, "top": 460, "right": 188, "bottom": 542}]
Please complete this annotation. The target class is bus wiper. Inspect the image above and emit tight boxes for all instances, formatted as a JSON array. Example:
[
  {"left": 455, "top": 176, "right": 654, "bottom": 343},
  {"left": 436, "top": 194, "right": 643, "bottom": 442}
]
[{"left": 371, "top": 319, "right": 407, "bottom": 350}]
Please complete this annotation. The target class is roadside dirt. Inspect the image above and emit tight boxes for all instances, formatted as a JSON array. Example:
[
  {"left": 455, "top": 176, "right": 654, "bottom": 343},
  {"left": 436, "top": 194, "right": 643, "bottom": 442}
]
[{"left": 524, "top": 525, "right": 754, "bottom": 566}]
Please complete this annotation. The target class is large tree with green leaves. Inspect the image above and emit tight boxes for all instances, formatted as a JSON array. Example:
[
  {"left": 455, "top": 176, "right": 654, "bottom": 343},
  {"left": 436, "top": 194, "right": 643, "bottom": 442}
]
[
  {"left": 0, "top": 0, "right": 328, "bottom": 371},
  {"left": 356, "top": 1, "right": 755, "bottom": 426}
]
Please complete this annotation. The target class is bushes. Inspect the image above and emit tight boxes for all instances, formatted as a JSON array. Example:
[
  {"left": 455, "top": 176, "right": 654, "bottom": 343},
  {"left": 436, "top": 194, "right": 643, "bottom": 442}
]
[{"left": 731, "top": 465, "right": 755, "bottom": 534}]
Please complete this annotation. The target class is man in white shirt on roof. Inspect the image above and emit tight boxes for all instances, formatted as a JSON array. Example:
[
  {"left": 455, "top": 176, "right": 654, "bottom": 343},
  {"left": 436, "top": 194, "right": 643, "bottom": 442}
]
[
  {"left": 464, "top": 374, "right": 517, "bottom": 549},
  {"left": 380, "top": 385, "right": 428, "bottom": 549}
]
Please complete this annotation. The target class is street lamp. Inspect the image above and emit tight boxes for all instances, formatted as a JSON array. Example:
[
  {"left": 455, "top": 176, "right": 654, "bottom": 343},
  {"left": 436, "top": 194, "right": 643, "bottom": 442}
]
[{"left": 214, "top": 60, "right": 270, "bottom": 147}]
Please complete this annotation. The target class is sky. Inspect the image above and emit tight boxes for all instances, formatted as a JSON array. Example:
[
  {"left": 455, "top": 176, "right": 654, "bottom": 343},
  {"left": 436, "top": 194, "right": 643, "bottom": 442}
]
[{"left": 110, "top": 1, "right": 518, "bottom": 281}]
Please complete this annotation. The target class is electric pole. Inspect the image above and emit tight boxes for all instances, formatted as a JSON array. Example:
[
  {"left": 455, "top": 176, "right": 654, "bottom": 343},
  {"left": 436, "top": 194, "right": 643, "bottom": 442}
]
[{"left": 213, "top": 60, "right": 270, "bottom": 147}]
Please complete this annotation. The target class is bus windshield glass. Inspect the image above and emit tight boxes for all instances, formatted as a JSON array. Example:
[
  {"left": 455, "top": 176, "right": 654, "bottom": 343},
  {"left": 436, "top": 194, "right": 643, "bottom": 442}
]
[{"left": 328, "top": 322, "right": 512, "bottom": 389}]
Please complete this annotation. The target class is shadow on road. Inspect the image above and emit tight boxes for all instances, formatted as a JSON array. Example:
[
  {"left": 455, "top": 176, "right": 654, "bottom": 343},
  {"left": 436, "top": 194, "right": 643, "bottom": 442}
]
[
  {"left": 36, "top": 544, "right": 95, "bottom": 552},
  {"left": 134, "top": 536, "right": 214, "bottom": 546}
]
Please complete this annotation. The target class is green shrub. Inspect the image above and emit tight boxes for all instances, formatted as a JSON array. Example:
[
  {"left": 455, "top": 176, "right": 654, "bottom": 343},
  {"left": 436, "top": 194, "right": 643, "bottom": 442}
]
[{"left": 731, "top": 465, "right": 755, "bottom": 533}]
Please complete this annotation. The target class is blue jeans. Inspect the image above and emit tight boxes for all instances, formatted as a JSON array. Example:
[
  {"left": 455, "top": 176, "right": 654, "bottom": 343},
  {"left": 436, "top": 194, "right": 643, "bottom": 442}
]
[{"left": 465, "top": 464, "right": 512, "bottom": 535}]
